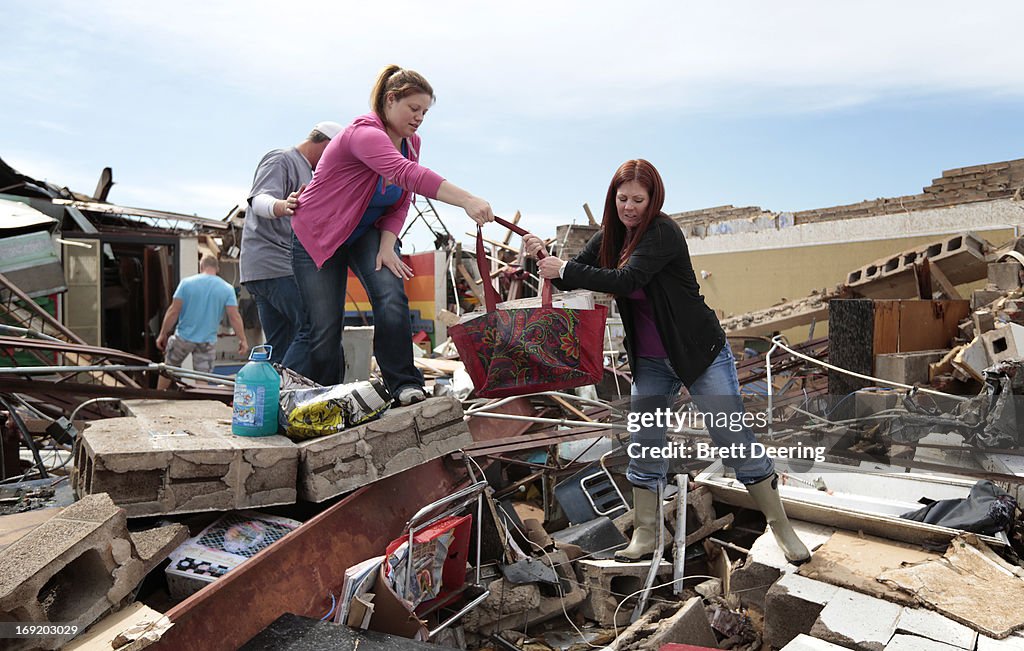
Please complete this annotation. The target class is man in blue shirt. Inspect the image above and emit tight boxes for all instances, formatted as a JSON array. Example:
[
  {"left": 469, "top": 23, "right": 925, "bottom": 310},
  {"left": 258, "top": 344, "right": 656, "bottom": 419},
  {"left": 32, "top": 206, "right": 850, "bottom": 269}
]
[{"left": 156, "top": 255, "right": 248, "bottom": 389}]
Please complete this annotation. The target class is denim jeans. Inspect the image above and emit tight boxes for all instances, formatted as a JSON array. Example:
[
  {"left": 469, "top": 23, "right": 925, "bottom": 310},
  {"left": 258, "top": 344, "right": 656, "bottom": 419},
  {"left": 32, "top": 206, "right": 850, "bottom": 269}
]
[
  {"left": 627, "top": 346, "right": 774, "bottom": 490},
  {"left": 291, "top": 229, "right": 423, "bottom": 392},
  {"left": 243, "top": 275, "right": 312, "bottom": 378}
]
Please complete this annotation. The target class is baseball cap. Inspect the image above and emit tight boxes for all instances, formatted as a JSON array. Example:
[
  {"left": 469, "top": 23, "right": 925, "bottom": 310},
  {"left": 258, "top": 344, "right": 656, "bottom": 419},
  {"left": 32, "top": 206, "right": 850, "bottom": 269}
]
[{"left": 313, "top": 121, "right": 343, "bottom": 139}]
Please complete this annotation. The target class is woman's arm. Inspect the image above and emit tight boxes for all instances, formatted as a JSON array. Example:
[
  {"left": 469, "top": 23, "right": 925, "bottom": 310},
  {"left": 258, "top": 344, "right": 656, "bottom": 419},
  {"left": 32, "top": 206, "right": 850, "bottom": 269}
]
[
  {"left": 562, "top": 223, "right": 677, "bottom": 294},
  {"left": 436, "top": 180, "right": 493, "bottom": 225}
]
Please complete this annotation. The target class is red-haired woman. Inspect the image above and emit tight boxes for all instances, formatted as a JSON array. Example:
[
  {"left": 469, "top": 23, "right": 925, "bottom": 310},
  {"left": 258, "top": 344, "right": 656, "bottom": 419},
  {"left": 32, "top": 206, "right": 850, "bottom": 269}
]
[{"left": 524, "top": 159, "right": 810, "bottom": 564}]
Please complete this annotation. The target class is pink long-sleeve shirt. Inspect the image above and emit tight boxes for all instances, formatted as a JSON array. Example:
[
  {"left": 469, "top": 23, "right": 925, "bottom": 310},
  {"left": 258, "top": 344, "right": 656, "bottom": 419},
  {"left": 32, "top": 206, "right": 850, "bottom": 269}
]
[{"left": 292, "top": 112, "right": 445, "bottom": 268}]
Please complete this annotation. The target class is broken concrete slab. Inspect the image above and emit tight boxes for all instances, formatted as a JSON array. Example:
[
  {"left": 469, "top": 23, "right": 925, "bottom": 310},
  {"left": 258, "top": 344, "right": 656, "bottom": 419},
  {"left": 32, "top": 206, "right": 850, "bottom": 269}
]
[
  {"left": 298, "top": 396, "right": 472, "bottom": 502},
  {"left": 578, "top": 558, "right": 673, "bottom": 627},
  {"left": 0, "top": 494, "right": 186, "bottom": 651},
  {"left": 886, "top": 633, "right": 964, "bottom": 651},
  {"left": 896, "top": 607, "right": 978, "bottom": 650},
  {"left": 809, "top": 587, "right": 903, "bottom": 651},
  {"left": 780, "top": 634, "right": 849, "bottom": 650},
  {"left": 765, "top": 572, "right": 841, "bottom": 649},
  {"left": 977, "top": 633, "right": 1024, "bottom": 650},
  {"left": 878, "top": 536, "right": 1024, "bottom": 640},
  {"left": 797, "top": 531, "right": 940, "bottom": 606},
  {"left": 730, "top": 520, "right": 834, "bottom": 609},
  {"left": 73, "top": 400, "right": 298, "bottom": 517},
  {"left": 641, "top": 596, "right": 718, "bottom": 650}
]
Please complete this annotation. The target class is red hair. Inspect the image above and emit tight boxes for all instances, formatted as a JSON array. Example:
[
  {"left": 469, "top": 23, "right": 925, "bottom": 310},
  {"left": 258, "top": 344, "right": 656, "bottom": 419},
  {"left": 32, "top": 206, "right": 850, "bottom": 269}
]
[{"left": 598, "top": 159, "right": 666, "bottom": 270}]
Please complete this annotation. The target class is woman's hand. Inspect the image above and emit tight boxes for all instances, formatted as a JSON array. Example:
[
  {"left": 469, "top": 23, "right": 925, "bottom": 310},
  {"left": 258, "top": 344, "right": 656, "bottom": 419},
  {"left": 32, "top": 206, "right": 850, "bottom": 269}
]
[
  {"left": 463, "top": 195, "right": 494, "bottom": 225},
  {"left": 523, "top": 234, "right": 549, "bottom": 258},
  {"left": 376, "top": 232, "right": 414, "bottom": 279},
  {"left": 537, "top": 256, "right": 564, "bottom": 279}
]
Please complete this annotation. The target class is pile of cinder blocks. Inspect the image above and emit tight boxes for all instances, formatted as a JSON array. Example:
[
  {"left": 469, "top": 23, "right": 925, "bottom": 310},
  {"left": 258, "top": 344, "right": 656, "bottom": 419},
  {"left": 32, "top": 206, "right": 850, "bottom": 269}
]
[{"left": 74, "top": 397, "right": 475, "bottom": 512}]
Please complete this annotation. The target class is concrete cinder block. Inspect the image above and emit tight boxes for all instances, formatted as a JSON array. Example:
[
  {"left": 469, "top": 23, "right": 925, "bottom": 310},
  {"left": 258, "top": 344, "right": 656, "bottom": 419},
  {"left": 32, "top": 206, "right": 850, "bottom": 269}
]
[
  {"left": 874, "top": 350, "right": 947, "bottom": 385},
  {"left": 981, "top": 324, "right": 1024, "bottom": 365},
  {"left": 298, "top": 396, "right": 472, "bottom": 502},
  {"left": 765, "top": 572, "right": 841, "bottom": 649},
  {"left": 730, "top": 520, "right": 834, "bottom": 610},
  {"left": 73, "top": 400, "right": 298, "bottom": 517},
  {"left": 578, "top": 558, "right": 673, "bottom": 627},
  {"left": 641, "top": 596, "right": 718, "bottom": 650},
  {"left": 809, "top": 588, "right": 903, "bottom": 651},
  {"left": 0, "top": 494, "right": 187, "bottom": 651},
  {"left": 989, "top": 262, "right": 1023, "bottom": 291},
  {"left": 974, "top": 309, "right": 997, "bottom": 337},
  {"left": 973, "top": 289, "right": 1005, "bottom": 310},
  {"left": 848, "top": 233, "right": 989, "bottom": 299},
  {"left": 781, "top": 634, "right": 849, "bottom": 650},
  {"left": 854, "top": 388, "right": 902, "bottom": 419}
]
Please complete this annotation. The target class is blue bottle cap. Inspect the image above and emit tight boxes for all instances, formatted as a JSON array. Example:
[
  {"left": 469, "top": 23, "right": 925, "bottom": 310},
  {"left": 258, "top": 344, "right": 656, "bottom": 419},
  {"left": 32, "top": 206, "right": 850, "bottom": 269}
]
[{"left": 249, "top": 344, "right": 273, "bottom": 361}]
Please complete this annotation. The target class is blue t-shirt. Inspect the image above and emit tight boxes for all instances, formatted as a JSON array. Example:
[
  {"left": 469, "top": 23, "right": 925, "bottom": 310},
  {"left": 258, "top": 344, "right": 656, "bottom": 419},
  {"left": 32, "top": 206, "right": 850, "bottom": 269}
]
[
  {"left": 172, "top": 273, "right": 237, "bottom": 344},
  {"left": 347, "top": 141, "right": 406, "bottom": 243}
]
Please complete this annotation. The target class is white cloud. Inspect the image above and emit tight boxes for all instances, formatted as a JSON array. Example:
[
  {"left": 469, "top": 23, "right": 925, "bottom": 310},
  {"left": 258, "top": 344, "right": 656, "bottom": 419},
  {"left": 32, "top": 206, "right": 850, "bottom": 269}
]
[{"left": 24, "top": 0, "right": 1024, "bottom": 119}]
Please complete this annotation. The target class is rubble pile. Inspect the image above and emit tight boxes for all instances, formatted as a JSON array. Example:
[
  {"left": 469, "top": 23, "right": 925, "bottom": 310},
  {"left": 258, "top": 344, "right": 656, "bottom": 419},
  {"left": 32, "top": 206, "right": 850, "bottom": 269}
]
[{"left": 0, "top": 156, "right": 1022, "bottom": 651}]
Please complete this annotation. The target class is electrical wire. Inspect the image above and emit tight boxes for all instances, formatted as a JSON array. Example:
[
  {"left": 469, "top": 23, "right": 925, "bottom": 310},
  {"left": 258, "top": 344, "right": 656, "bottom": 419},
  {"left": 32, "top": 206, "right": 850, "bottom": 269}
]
[
  {"left": 610, "top": 575, "right": 720, "bottom": 639},
  {"left": 768, "top": 335, "right": 967, "bottom": 401}
]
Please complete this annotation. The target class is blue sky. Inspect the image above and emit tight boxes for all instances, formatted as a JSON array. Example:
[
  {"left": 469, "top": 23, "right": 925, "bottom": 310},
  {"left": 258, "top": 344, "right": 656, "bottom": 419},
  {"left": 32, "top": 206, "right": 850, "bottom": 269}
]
[{"left": 3, "top": 1, "right": 1024, "bottom": 252}]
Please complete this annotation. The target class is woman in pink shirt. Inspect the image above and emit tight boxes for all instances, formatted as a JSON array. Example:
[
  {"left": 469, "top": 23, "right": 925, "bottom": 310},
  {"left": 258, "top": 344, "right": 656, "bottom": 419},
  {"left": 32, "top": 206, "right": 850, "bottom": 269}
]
[{"left": 292, "top": 65, "right": 494, "bottom": 403}]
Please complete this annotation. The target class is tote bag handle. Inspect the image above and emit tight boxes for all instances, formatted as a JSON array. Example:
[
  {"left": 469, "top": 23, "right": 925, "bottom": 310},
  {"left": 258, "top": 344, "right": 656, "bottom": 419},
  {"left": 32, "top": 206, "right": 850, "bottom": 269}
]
[{"left": 475, "top": 216, "right": 552, "bottom": 313}]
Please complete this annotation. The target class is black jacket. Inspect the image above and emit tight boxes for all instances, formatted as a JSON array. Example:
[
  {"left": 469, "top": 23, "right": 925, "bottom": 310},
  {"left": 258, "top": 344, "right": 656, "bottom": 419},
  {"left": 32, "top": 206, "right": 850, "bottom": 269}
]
[{"left": 553, "top": 214, "right": 725, "bottom": 386}]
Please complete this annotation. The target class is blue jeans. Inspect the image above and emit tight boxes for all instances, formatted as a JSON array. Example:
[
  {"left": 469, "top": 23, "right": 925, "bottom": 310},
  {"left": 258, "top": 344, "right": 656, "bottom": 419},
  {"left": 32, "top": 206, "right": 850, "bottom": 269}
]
[
  {"left": 291, "top": 229, "right": 423, "bottom": 392},
  {"left": 627, "top": 346, "right": 774, "bottom": 490},
  {"left": 243, "top": 276, "right": 312, "bottom": 377}
]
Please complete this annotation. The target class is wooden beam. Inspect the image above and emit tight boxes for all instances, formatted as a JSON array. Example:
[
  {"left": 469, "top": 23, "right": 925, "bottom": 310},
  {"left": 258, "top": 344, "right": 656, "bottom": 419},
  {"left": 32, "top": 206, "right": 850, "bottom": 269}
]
[
  {"left": 500, "top": 210, "right": 521, "bottom": 247},
  {"left": 550, "top": 395, "right": 593, "bottom": 423},
  {"left": 583, "top": 203, "right": 598, "bottom": 226},
  {"left": 457, "top": 262, "right": 484, "bottom": 304},
  {"left": 465, "top": 233, "right": 520, "bottom": 254}
]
